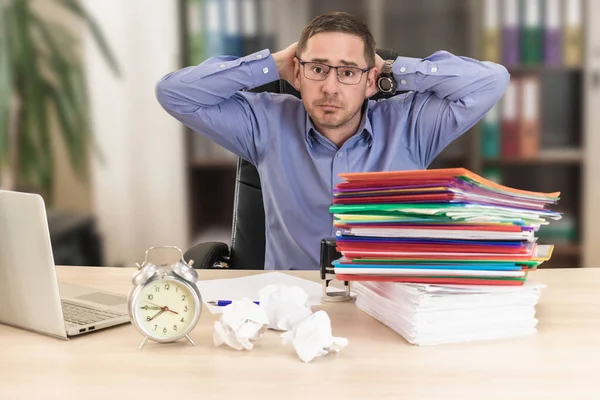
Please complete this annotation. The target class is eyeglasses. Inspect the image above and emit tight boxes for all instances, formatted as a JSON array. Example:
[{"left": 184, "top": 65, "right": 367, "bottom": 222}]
[{"left": 298, "top": 59, "right": 372, "bottom": 85}]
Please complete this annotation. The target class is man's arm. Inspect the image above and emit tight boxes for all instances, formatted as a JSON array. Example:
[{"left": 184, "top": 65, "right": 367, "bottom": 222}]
[
  {"left": 383, "top": 50, "right": 510, "bottom": 167},
  {"left": 155, "top": 49, "right": 280, "bottom": 165}
]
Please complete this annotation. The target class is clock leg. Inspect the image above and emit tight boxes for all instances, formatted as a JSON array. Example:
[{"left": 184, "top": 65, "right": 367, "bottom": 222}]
[
  {"left": 139, "top": 336, "right": 149, "bottom": 350},
  {"left": 185, "top": 334, "right": 196, "bottom": 346}
]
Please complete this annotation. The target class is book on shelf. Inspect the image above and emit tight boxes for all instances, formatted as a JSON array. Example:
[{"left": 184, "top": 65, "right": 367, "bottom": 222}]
[
  {"left": 481, "top": 73, "right": 542, "bottom": 159},
  {"left": 563, "top": 0, "right": 582, "bottom": 66},
  {"left": 482, "top": 0, "right": 501, "bottom": 63},
  {"left": 486, "top": 0, "right": 582, "bottom": 67},
  {"left": 521, "top": 0, "right": 543, "bottom": 65}
]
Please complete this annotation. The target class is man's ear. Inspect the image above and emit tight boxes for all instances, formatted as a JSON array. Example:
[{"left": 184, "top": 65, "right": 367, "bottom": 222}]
[
  {"left": 365, "top": 67, "right": 379, "bottom": 99},
  {"left": 293, "top": 57, "right": 301, "bottom": 90}
]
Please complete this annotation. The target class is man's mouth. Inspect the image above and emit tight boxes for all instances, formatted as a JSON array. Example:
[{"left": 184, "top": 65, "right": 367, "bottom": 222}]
[{"left": 318, "top": 104, "right": 341, "bottom": 111}]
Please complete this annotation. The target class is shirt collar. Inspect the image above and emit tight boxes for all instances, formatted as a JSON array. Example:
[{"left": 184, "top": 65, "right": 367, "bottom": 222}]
[{"left": 305, "top": 100, "right": 374, "bottom": 148}]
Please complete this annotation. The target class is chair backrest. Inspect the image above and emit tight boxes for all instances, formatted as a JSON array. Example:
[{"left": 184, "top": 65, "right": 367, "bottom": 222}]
[{"left": 228, "top": 48, "right": 399, "bottom": 269}]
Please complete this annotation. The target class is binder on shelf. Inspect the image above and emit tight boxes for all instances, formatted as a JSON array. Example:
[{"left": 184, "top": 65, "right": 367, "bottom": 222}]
[
  {"left": 500, "top": 78, "right": 520, "bottom": 157},
  {"left": 481, "top": 103, "right": 501, "bottom": 159},
  {"left": 518, "top": 75, "right": 541, "bottom": 157},
  {"left": 186, "top": 0, "right": 205, "bottom": 66},
  {"left": 241, "top": 0, "right": 261, "bottom": 55},
  {"left": 502, "top": 0, "right": 520, "bottom": 66},
  {"left": 563, "top": 0, "right": 582, "bottom": 66},
  {"left": 482, "top": 0, "right": 500, "bottom": 62},
  {"left": 204, "top": 0, "right": 224, "bottom": 57},
  {"left": 483, "top": 167, "right": 503, "bottom": 184},
  {"left": 258, "top": 0, "right": 277, "bottom": 51},
  {"left": 544, "top": 0, "right": 562, "bottom": 66},
  {"left": 520, "top": 0, "right": 542, "bottom": 65},
  {"left": 223, "top": 0, "right": 245, "bottom": 56}
]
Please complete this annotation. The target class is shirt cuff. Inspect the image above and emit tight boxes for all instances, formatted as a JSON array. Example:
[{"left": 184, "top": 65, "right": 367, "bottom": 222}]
[
  {"left": 244, "top": 49, "right": 280, "bottom": 87},
  {"left": 391, "top": 56, "right": 422, "bottom": 91}
]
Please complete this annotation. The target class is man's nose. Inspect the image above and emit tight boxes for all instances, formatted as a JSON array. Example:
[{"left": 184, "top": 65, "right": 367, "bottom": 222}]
[{"left": 321, "top": 70, "right": 340, "bottom": 94}]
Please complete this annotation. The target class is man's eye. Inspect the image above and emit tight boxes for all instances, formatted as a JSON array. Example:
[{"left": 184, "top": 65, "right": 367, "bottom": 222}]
[
  {"left": 312, "top": 66, "right": 325, "bottom": 74},
  {"left": 342, "top": 69, "right": 355, "bottom": 77}
]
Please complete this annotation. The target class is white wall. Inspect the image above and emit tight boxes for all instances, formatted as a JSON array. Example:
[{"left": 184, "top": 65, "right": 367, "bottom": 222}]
[{"left": 83, "top": 0, "right": 188, "bottom": 266}]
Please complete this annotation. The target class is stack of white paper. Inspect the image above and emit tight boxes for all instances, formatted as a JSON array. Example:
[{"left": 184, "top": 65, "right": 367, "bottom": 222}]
[{"left": 353, "top": 280, "right": 545, "bottom": 346}]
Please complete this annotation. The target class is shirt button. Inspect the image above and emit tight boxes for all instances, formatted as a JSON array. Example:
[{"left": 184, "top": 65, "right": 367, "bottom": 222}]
[
  {"left": 400, "top": 79, "right": 407, "bottom": 85},
  {"left": 399, "top": 66, "right": 406, "bottom": 73},
  {"left": 219, "top": 63, "right": 225, "bottom": 68},
  {"left": 262, "top": 67, "right": 269, "bottom": 74},
  {"left": 256, "top": 54, "right": 263, "bottom": 59},
  {"left": 431, "top": 67, "right": 438, "bottom": 73},
  {"left": 337, "top": 152, "right": 343, "bottom": 158}
]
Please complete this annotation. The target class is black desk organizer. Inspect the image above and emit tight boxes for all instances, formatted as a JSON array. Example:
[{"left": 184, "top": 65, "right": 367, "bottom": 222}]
[{"left": 319, "top": 238, "right": 351, "bottom": 302}]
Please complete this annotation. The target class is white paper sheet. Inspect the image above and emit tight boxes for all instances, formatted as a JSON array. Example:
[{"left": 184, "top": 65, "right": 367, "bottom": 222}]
[
  {"left": 196, "top": 272, "right": 341, "bottom": 314},
  {"left": 352, "top": 280, "right": 545, "bottom": 346}
]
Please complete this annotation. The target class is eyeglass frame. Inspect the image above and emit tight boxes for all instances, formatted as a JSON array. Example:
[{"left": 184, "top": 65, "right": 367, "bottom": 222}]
[{"left": 297, "top": 58, "right": 373, "bottom": 85}]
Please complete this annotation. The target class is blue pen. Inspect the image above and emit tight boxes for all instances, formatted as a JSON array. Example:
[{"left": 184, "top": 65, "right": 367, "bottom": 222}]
[{"left": 207, "top": 300, "right": 260, "bottom": 306}]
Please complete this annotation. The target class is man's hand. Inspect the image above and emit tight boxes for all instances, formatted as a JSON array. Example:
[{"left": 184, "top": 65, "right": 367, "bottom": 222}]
[
  {"left": 272, "top": 42, "right": 298, "bottom": 88},
  {"left": 366, "top": 53, "right": 386, "bottom": 98}
]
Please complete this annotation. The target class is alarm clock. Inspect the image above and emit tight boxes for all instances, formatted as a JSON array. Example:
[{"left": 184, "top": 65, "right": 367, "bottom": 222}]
[{"left": 128, "top": 246, "right": 202, "bottom": 349}]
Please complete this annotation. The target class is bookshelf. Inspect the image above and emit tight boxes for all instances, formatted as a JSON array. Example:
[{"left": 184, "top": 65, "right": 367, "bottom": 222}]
[{"left": 179, "top": 0, "right": 600, "bottom": 267}]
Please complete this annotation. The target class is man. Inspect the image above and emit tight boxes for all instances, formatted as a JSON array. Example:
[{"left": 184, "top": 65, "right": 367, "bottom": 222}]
[{"left": 156, "top": 12, "right": 509, "bottom": 271}]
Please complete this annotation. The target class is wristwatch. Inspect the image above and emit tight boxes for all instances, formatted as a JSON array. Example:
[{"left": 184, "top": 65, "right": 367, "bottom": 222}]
[{"left": 377, "top": 60, "right": 397, "bottom": 95}]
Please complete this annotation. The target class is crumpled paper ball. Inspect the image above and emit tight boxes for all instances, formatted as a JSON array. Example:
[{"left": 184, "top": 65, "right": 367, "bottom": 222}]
[
  {"left": 213, "top": 298, "right": 269, "bottom": 350},
  {"left": 258, "top": 284, "right": 313, "bottom": 331},
  {"left": 281, "top": 310, "right": 349, "bottom": 363}
]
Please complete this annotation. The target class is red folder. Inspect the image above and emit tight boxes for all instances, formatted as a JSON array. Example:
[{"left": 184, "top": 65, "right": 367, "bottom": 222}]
[{"left": 336, "top": 274, "right": 526, "bottom": 286}]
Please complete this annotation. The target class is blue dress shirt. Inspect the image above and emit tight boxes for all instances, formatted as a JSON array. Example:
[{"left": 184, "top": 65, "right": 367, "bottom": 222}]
[{"left": 156, "top": 48, "right": 510, "bottom": 270}]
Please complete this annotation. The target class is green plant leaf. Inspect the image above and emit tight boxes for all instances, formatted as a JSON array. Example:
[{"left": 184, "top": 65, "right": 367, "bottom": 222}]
[
  {"left": 46, "top": 80, "right": 87, "bottom": 178},
  {"left": 0, "top": 3, "right": 13, "bottom": 169},
  {"left": 3, "top": 0, "right": 117, "bottom": 198},
  {"left": 53, "top": 0, "right": 121, "bottom": 76}
]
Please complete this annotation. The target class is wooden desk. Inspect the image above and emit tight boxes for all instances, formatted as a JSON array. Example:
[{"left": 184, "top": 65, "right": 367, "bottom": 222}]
[{"left": 1, "top": 267, "right": 599, "bottom": 399}]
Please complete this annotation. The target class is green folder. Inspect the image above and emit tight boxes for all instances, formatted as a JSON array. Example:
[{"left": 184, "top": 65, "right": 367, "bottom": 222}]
[{"left": 520, "top": 0, "right": 542, "bottom": 65}]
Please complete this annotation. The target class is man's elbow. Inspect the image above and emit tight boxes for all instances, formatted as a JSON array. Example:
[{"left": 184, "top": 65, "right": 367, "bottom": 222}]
[
  {"left": 155, "top": 73, "right": 176, "bottom": 112},
  {"left": 491, "top": 64, "right": 511, "bottom": 99}
]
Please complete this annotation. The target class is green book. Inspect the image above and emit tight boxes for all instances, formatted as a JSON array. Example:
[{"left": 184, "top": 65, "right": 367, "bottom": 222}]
[
  {"left": 481, "top": 104, "right": 500, "bottom": 158},
  {"left": 520, "top": 0, "right": 542, "bottom": 65}
]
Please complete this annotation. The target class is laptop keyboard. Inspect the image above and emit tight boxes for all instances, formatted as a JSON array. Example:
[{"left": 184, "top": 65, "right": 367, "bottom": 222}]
[{"left": 61, "top": 301, "right": 125, "bottom": 325}]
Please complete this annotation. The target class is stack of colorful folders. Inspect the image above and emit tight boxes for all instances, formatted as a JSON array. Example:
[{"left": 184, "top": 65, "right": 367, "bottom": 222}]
[{"left": 329, "top": 168, "right": 561, "bottom": 286}]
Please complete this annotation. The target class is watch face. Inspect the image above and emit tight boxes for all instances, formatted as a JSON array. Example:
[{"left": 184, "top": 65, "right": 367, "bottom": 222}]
[
  {"left": 133, "top": 278, "right": 198, "bottom": 340},
  {"left": 379, "top": 77, "right": 393, "bottom": 92}
]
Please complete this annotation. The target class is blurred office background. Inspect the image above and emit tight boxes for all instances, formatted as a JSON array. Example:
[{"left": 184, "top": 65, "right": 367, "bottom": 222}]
[{"left": 1, "top": 0, "right": 599, "bottom": 269}]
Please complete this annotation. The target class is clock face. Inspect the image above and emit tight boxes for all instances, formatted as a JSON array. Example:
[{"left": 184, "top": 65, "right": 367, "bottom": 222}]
[{"left": 134, "top": 279, "right": 198, "bottom": 340}]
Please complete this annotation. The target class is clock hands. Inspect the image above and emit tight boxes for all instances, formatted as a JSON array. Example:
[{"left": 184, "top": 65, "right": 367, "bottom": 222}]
[
  {"left": 142, "top": 300, "right": 179, "bottom": 316},
  {"left": 148, "top": 309, "right": 165, "bottom": 321},
  {"left": 140, "top": 305, "right": 162, "bottom": 311}
]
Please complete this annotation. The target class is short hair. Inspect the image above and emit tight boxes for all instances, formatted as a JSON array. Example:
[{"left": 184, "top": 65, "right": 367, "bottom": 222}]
[{"left": 296, "top": 12, "right": 376, "bottom": 67}]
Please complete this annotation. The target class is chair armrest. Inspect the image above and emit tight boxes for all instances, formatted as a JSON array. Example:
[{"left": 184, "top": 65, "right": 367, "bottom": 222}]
[{"left": 184, "top": 242, "right": 230, "bottom": 269}]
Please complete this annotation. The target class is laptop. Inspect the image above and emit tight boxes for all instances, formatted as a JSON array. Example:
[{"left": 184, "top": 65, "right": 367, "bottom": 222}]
[{"left": 0, "top": 190, "right": 129, "bottom": 339}]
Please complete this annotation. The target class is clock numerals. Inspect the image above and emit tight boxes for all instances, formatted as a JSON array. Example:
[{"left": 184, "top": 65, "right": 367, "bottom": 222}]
[{"left": 136, "top": 279, "right": 197, "bottom": 341}]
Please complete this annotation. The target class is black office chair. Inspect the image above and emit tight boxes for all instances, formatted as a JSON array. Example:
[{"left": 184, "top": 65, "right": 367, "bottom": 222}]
[{"left": 184, "top": 48, "right": 400, "bottom": 270}]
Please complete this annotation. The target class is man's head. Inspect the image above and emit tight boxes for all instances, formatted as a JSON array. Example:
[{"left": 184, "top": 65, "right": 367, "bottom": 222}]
[{"left": 293, "top": 12, "right": 378, "bottom": 139}]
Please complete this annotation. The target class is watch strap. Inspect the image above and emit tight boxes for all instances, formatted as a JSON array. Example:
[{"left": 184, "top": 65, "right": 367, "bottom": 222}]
[{"left": 381, "top": 60, "right": 394, "bottom": 75}]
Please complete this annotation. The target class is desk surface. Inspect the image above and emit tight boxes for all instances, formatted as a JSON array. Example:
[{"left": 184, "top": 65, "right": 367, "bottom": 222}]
[{"left": 1, "top": 267, "right": 599, "bottom": 399}]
